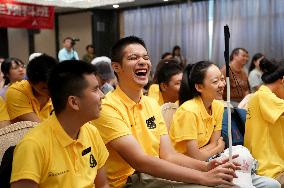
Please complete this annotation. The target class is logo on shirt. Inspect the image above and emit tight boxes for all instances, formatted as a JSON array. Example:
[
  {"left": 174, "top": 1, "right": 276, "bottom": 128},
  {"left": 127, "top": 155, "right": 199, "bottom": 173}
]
[
  {"left": 48, "top": 170, "right": 69, "bottom": 177},
  {"left": 82, "top": 147, "right": 91, "bottom": 156},
  {"left": 90, "top": 154, "right": 97, "bottom": 168},
  {"left": 146, "top": 116, "right": 156, "bottom": 129}
]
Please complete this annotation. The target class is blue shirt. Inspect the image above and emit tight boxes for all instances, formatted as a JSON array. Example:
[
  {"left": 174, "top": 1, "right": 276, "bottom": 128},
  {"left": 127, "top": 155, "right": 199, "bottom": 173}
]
[{"left": 58, "top": 48, "right": 79, "bottom": 62}]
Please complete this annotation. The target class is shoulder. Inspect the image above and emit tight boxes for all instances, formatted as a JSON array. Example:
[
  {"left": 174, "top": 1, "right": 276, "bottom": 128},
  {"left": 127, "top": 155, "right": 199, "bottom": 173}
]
[{"left": 6, "top": 81, "right": 31, "bottom": 99}]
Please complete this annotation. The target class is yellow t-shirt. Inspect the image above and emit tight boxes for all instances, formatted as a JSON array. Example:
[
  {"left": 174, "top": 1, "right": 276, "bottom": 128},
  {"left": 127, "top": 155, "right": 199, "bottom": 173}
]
[
  {"left": 6, "top": 80, "right": 53, "bottom": 121},
  {"left": 244, "top": 85, "right": 284, "bottom": 178},
  {"left": 169, "top": 96, "right": 224, "bottom": 154},
  {"left": 11, "top": 114, "right": 109, "bottom": 188},
  {"left": 0, "top": 97, "right": 9, "bottom": 121},
  {"left": 148, "top": 84, "right": 164, "bottom": 106},
  {"left": 91, "top": 86, "right": 168, "bottom": 188}
]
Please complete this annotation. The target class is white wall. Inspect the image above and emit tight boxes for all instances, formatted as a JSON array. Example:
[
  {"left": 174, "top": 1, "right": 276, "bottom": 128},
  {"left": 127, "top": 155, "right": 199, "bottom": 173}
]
[
  {"left": 7, "top": 11, "right": 92, "bottom": 61},
  {"left": 34, "top": 29, "right": 56, "bottom": 58},
  {"left": 8, "top": 28, "right": 29, "bottom": 63},
  {"left": 58, "top": 11, "right": 93, "bottom": 59}
]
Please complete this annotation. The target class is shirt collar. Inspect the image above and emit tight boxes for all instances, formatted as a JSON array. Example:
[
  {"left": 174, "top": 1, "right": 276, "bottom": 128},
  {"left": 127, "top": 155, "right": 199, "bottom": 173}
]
[
  {"left": 25, "top": 80, "right": 52, "bottom": 107},
  {"left": 195, "top": 96, "right": 212, "bottom": 120},
  {"left": 258, "top": 85, "right": 270, "bottom": 92},
  {"left": 51, "top": 114, "right": 86, "bottom": 147},
  {"left": 114, "top": 85, "right": 144, "bottom": 110}
]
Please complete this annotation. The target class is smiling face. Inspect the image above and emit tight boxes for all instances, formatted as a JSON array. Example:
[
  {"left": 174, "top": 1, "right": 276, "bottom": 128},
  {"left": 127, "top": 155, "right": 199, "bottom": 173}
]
[
  {"left": 112, "top": 43, "right": 152, "bottom": 90},
  {"left": 196, "top": 65, "right": 226, "bottom": 102},
  {"left": 78, "top": 74, "right": 104, "bottom": 120},
  {"left": 161, "top": 72, "right": 182, "bottom": 103},
  {"left": 235, "top": 49, "right": 249, "bottom": 67}
]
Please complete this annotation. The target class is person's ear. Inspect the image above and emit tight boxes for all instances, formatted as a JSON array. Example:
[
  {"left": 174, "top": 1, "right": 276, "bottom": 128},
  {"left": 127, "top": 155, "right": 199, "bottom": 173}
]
[
  {"left": 160, "top": 83, "right": 167, "bottom": 92},
  {"left": 195, "top": 83, "right": 204, "bottom": 93},
  {"left": 67, "top": 96, "right": 80, "bottom": 111},
  {"left": 112, "top": 62, "right": 121, "bottom": 73}
]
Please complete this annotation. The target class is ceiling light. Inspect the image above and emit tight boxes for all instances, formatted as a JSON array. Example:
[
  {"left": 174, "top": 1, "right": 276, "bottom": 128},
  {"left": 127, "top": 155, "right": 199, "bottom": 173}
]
[
  {"left": 113, "top": 4, "right": 119, "bottom": 8},
  {"left": 163, "top": 0, "right": 169, "bottom": 1}
]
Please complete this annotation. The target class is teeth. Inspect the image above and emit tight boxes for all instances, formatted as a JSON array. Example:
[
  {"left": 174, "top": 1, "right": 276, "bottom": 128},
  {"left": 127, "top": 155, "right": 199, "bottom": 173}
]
[{"left": 135, "top": 69, "right": 147, "bottom": 73}]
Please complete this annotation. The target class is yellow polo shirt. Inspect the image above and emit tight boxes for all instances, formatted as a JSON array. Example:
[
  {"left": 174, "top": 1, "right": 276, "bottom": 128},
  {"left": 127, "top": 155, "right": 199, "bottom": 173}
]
[
  {"left": 148, "top": 84, "right": 164, "bottom": 106},
  {"left": 6, "top": 80, "right": 53, "bottom": 121},
  {"left": 91, "top": 86, "right": 168, "bottom": 188},
  {"left": 0, "top": 97, "right": 9, "bottom": 121},
  {"left": 11, "top": 114, "right": 109, "bottom": 187},
  {"left": 244, "top": 85, "right": 284, "bottom": 178},
  {"left": 169, "top": 96, "right": 224, "bottom": 154}
]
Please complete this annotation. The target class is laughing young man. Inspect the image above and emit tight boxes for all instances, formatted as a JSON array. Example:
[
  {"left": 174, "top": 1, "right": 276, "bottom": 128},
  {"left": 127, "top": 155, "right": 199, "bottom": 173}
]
[
  {"left": 11, "top": 60, "right": 109, "bottom": 188},
  {"left": 91, "top": 36, "right": 238, "bottom": 188}
]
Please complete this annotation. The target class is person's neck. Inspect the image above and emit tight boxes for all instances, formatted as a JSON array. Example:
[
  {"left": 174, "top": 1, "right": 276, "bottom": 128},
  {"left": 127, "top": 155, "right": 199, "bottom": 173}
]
[
  {"left": 32, "top": 89, "right": 49, "bottom": 109},
  {"left": 231, "top": 60, "right": 243, "bottom": 72},
  {"left": 65, "top": 47, "right": 72, "bottom": 52},
  {"left": 56, "top": 112, "right": 84, "bottom": 140},
  {"left": 162, "top": 92, "right": 176, "bottom": 103},
  {"left": 118, "top": 83, "right": 142, "bottom": 103},
  {"left": 201, "top": 97, "right": 213, "bottom": 115}
]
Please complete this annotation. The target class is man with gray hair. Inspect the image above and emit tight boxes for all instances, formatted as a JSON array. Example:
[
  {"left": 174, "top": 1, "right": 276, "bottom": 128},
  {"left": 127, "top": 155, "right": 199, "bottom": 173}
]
[{"left": 91, "top": 56, "right": 116, "bottom": 94}]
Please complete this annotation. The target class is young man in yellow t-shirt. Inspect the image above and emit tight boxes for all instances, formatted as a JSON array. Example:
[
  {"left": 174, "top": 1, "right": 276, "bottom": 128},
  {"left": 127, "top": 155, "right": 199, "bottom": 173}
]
[
  {"left": 6, "top": 54, "right": 58, "bottom": 123},
  {"left": 91, "top": 36, "right": 238, "bottom": 188},
  {"left": 11, "top": 60, "right": 109, "bottom": 188}
]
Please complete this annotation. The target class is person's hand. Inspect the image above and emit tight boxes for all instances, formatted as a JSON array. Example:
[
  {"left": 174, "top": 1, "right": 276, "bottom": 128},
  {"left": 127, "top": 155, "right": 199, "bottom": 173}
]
[
  {"left": 201, "top": 162, "right": 238, "bottom": 186},
  {"left": 206, "top": 154, "right": 240, "bottom": 171}
]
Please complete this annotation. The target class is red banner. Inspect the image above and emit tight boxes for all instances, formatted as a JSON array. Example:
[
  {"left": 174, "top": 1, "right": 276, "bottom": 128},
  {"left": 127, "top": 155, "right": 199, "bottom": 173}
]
[{"left": 0, "top": 0, "right": 54, "bottom": 29}]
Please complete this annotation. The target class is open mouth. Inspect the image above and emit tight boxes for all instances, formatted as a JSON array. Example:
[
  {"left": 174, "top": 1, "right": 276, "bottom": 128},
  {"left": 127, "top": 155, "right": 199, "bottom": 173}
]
[{"left": 135, "top": 69, "right": 147, "bottom": 77}]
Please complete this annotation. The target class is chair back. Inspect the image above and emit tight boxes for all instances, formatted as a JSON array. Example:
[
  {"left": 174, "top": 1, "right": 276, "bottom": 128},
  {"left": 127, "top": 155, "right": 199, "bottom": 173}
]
[
  {"left": 0, "top": 121, "right": 38, "bottom": 163},
  {"left": 161, "top": 102, "right": 178, "bottom": 131}
]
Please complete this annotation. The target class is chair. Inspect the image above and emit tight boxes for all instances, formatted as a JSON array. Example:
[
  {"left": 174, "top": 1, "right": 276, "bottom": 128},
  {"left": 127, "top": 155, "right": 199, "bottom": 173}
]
[
  {"left": 161, "top": 102, "right": 179, "bottom": 131},
  {"left": 0, "top": 121, "right": 37, "bottom": 188},
  {"left": 0, "top": 121, "right": 38, "bottom": 163}
]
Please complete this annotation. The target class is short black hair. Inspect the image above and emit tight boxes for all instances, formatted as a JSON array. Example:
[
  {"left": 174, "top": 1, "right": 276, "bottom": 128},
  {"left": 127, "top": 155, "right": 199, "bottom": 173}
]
[
  {"left": 155, "top": 59, "right": 183, "bottom": 89},
  {"left": 63, "top": 37, "right": 73, "bottom": 42},
  {"left": 86, "top": 44, "right": 94, "bottom": 51},
  {"left": 48, "top": 60, "right": 97, "bottom": 114},
  {"left": 229, "top": 48, "right": 248, "bottom": 61},
  {"left": 260, "top": 58, "right": 284, "bottom": 84},
  {"left": 27, "top": 54, "right": 58, "bottom": 84},
  {"left": 161, "top": 52, "right": 172, "bottom": 59},
  {"left": 1, "top": 57, "right": 25, "bottom": 86},
  {"left": 111, "top": 36, "right": 147, "bottom": 64}
]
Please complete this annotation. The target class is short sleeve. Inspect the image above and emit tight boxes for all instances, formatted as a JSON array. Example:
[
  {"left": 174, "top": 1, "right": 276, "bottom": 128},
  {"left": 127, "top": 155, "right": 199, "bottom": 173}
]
[
  {"left": 11, "top": 138, "right": 45, "bottom": 184},
  {"left": 91, "top": 104, "right": 131, "bottom": 144},
  {"left": 0, "top": 97, "right": 10, "bottom": 121},
  {"left": 170, "top": 110, "right": 198, "bottom": 142},
  {"left": 258, "top": 92, "right": 284, "bottom": 124},
  {"left": 6, "top": 87, "right": 34, "bottom": 120}
]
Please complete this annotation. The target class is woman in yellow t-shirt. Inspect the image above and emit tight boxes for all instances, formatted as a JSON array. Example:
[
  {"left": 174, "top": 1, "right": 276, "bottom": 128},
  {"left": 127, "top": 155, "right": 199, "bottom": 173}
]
[
  {"left": 244, "top": 58, "right": 284, "bottom": 186},
  {"left": 169, "top": 61, "right": 226, "bottom": 161}
]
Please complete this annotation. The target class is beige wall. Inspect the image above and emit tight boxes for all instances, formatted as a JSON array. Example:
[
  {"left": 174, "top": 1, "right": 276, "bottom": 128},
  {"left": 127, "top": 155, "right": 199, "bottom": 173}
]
[
  {"left": 58, "top": 11, "right": 93, "bottom": 59},
  {"left": 7, "top": 11, "right": 92, "bottom": 61},
  {"left": 8, "top": 28, "right": 29, "bottom": 64},
  {"left": 34, "top": 29, "right": 56, "bottom": 58}
]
